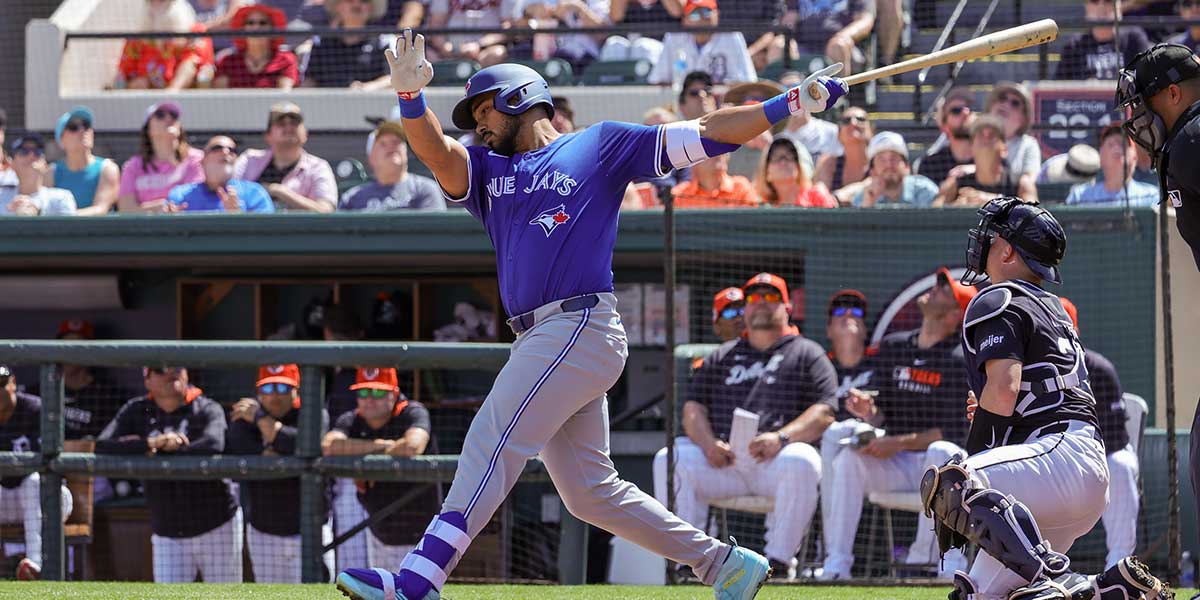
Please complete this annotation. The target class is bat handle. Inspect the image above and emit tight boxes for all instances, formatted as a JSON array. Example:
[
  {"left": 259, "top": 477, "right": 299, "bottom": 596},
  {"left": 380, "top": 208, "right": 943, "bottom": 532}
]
[{"left": 807, "top": 83, "right": 822, "bottom": 100}]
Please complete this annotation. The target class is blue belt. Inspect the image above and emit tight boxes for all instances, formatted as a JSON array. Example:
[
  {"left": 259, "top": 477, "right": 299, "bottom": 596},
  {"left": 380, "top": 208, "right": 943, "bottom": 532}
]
[{"left": 508, "top": 294, "right": 601, "bottom": 335}]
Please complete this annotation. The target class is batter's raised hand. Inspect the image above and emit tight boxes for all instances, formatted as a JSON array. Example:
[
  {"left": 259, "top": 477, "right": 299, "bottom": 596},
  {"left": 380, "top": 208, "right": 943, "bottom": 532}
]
[
  {"left": 386, "top": 29, "right": 434, "bottom": 99},
  {"left": 797, "top": 63, "right": 847, "bottom": 114}
]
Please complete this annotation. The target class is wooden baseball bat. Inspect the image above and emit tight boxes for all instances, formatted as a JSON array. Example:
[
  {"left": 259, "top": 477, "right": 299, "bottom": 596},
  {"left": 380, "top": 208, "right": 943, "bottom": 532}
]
[{"left": 809, "top": 18, "right": 1059, "bottom": 98}]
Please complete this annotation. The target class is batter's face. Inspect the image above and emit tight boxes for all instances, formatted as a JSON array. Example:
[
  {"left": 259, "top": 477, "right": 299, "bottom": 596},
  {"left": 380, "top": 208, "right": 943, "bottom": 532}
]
[
  {"left": 744, "top": 285, "right": 789, "bottom": 330},
  {"left": 472, "top": 92, "right": 521, "bottom": 155},
  {"left": 357, "top": 389, "right": 397, "bottom": 421}
]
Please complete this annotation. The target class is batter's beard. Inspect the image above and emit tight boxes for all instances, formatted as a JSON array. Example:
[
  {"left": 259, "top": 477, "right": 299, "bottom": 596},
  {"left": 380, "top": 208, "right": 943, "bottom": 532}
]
[{"left": 484, "top": 119, "right": 520, "bottom": 156}]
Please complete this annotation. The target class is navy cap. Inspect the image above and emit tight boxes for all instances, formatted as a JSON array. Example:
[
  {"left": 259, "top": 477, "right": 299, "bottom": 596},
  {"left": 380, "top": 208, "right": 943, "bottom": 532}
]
[{"left": 10, "top": 132, "right": 45, "bottom": 153}]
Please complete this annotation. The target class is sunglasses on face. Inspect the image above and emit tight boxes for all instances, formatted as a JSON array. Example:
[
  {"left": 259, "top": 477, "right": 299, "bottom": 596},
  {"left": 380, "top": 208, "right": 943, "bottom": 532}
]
[
  {"left": 14, "top": 146, "right": 43, "bottom": 157},
  {"left": 205, "top": 144, "right": 236, "bottom": 154},
  {"left": 686, "top": 87, "right": 713, "bottom": 99},
  {"left": 946, "top": 105, "right": 970, "bottom": 116},
  {"left": 745, "top": 291, "right": 783, "bottom": 304},
  {"left": 840, "top": 114, "right": 868, "bottom": 125},
  {"left": 998, "top": 95, "right": 1024, "bottom": 110},
  {"left": 64, "top": 119, "right": 91, "bottom": 133},
  {"left": 718, "top": 306, "right": 744, "bottom": 320},
  {"left": 686, "top": 7, "right": 714, "bottom": 20},
  {"left": 243, "top": 18, "right": 273, "bottom": 27},
  {"left": 258, "top": 382, "right": 294, "bottom": 395},
  {"left": 152, "top": 109, "right": 179, "bottom": 121},
  {"left": 831, "top": 306, "right": 865, "bottom": 318},
  {"left": 357, "top": 388, "right": 392, "bottom": 399}
]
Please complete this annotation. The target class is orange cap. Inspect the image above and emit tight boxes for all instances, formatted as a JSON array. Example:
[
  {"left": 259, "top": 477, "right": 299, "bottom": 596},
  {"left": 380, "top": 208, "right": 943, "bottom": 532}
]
[
  {"left": 684, "top": 0, "right": 718, "bottom": 14},
  {"left": 937, "top": 267, "right": 978, "bottom": 313},
  {"left": 351, "top": 367, "right": 400, "bottom": 391},
  {"left": 742, "top": 272, "right": 790, "bottom": 305},
  {"left": 257, "top": 364, "right": 300, "bottom": 387},
  {"left": 57, "top": 319, "right": 94, "bottom": 340},
  {"left": 1059, "top": 297, "right": 1079, "bottom": 332},
  {"left": 712, "top": 287, "right": 745, "bottom": 321}
]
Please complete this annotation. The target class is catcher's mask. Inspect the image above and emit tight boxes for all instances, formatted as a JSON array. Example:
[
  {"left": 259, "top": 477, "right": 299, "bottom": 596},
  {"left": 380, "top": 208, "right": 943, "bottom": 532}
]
[{"left": 962, "top": 196, "right": 1066, "bottom": 286}]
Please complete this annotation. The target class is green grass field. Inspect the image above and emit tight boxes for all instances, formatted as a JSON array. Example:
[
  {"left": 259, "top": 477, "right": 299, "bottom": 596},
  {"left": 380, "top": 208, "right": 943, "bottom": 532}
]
[{"left": 0, "top": 583, "right": 1194, "bottom": 600}]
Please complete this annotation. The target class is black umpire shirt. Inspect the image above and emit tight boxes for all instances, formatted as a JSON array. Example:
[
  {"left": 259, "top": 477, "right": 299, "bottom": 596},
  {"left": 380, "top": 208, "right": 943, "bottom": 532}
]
[
  {"left": 331, "top": 400, "right": 435, "bottom": 547},
  {"left": 1162, "top": 99, "right": 1200, "bottom": 270},
  {"left": 961, "top": 280, "right": 1099, "bottom": 454},
  {"left": 0, "top": 392, "right": 42, "bottom": 488},
  {"left": 1084, "top": 348, "right": 1130, "bottom": 455},
  {"left": 688, "top": 335, "right": 838, "bottom": 440},
  {"left": 96, "top": 389, "right": 238, "bottom": 538},
  {"left": 227, "top": 402, "right": 331, "bottom": 537},
  {"left": 873, "top": 330, "right": 971, "bottom": 448}
]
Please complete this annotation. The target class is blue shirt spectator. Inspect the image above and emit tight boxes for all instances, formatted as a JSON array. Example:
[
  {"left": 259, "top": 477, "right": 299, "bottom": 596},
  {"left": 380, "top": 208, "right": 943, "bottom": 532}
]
[
  {"left": 167, "top": 135, "right": 275, "bottom": 213},
  {"left": 1065, "top": 180, "right": 1159, "bottom": 207},
  {"left": 848, "top": 131, "right": 939, "bottom": 207},
  {"left": 1065, "top": 123, "right": 1160, "bottom": 208}
]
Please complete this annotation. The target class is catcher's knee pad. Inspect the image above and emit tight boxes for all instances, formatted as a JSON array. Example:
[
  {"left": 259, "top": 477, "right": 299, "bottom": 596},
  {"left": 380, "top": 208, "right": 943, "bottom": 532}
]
[
  {"left": 950, "top": 571, "right": 979, "bottom": 600},
  {"left": 921, "top": 458, "right": 1069, "bottom": 583}
]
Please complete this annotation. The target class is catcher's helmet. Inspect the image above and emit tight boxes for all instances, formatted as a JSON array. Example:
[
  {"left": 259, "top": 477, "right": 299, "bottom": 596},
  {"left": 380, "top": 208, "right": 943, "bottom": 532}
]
[
  {"left": 451, "top": 63, "right": 555, "bottom": 130},
  {"left": 962, "top": 196, "right": 1066, "bottom": 286}
]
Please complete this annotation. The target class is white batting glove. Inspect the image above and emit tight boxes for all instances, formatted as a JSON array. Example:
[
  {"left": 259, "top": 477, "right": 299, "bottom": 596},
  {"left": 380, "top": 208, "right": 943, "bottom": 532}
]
[
  {"left": 792, "top": 63, "right": 847, "bottom": 114},
  {"left": 385, "top": 29, "right": 434, "bottom": 99}
]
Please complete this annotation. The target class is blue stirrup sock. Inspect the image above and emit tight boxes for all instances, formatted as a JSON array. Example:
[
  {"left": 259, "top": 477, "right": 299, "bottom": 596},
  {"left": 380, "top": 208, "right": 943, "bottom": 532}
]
[{"left": 398, "top": 511, "right": 470, "bottom": 598}]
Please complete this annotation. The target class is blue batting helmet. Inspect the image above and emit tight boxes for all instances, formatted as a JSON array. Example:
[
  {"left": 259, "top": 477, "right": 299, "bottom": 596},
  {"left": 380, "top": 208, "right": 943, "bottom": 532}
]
[{"left": 451, "top": 63, "right": 555, "bottom": 130}]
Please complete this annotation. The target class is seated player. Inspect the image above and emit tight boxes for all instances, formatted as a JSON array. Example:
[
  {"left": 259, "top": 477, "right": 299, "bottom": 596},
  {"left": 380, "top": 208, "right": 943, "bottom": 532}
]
[
  {"left": 711, "top": 286, "right": 746, "bottom": 342},
  {"left": 96, "top": 366, "right": 242, "bottom": 583},
  {"left": 322, "top": 368, "right": 434, "bottom": 570},
  {"left": 0, "top": 366, "right": 73, "bottom": 580},
  {"left": 227, "top": 364, "right": 333, "bottom": 583},
  {"left": 1059, "top": 298, "right": 1139, "bottom": 571},
  {"left": 821, "top": 267, "right": 975, "bottom": 581},
  {"left": 653, "top": 273, "right": 837, "bottom": 578}
]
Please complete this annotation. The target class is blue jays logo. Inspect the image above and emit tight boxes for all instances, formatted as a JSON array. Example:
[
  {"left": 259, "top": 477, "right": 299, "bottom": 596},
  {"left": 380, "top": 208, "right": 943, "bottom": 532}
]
[{"left": 530, "top": 204, "right": 571, "bottom": 237}]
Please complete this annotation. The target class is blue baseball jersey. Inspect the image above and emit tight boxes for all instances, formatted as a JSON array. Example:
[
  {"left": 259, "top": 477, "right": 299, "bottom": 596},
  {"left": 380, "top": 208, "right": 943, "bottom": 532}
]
[{"left": 442, "top": 121, "right": 669, "bottom": 317}]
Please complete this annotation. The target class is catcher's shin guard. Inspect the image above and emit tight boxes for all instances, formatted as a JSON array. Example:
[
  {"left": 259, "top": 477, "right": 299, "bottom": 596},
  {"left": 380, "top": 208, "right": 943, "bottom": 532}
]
[{"left": 921, "top": 458, "right": 1070, "bottom": 583}]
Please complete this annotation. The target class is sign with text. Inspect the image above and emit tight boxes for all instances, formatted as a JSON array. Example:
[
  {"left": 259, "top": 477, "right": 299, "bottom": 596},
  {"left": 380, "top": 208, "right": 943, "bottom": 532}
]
[{"left": 1029, "top": 82, "right": 1119, "bottom": 160}]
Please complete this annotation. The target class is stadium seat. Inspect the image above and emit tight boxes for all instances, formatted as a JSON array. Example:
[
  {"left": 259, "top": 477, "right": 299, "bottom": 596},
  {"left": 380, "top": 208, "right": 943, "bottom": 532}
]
[
  {"left": 864, "top": 491, "right": 926, "bottom": 577},
  {"left": 758, "top": 54, "right": 830, "bottom": 82},
  {"left": 334, "top": 158, "right": 370, "bottom": 196},
  {"left": 430, "top": 59, "right": 481, "bottom": 86},
  {"left": 512, "top": 59, "right": 575, "bottom": 86},
  {"left": 580, "top": 60, "right": 652, "bottom": 85}
]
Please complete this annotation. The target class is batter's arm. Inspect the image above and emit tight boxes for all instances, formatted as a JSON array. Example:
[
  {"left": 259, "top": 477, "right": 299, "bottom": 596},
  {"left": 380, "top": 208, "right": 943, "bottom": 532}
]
[
  {"left": 777, "top": 403, "right": 835, "bottom": 445},
  {"left": 978, "top": 358, "right": 1023, "bottom": 417}
]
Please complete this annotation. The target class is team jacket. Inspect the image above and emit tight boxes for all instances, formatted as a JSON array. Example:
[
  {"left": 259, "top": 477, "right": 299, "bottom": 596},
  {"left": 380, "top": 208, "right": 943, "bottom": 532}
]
[
  {"left": 0, "top": 392, "right": 42, "bottom": 488},
  {"left": 873, "top": 329, "right": 971, "bottom": 447},
  {"left": 226, "top": 403, "right": 330, "bottom": 537},
  {"left": 688, "top": 334, "right": 838, "bottom": 441},
  {"left": 829, "top": 346, "right": 880, "bottom": 421},
  {"left": 1085, "top": 348, "right": 1130, "bottom": 454},
  {"left": 961, "top": 280, "right": 1099, "bottom": 454},
  {"left": 96, "top": 389, "right": 238, "bottom": 538}
]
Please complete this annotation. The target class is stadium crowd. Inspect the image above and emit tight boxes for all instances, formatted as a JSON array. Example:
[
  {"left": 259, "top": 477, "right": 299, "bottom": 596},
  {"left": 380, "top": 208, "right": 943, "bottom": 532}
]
[{"left": 5, "top": 0, "right": 1193, "bottom": 215}]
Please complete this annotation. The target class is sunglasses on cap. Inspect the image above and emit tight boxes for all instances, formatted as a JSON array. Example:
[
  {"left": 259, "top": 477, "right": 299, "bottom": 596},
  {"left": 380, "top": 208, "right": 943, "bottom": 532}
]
[
  {"left": 745, "top": 291, "right": 783, "bottom": 304},
  {"left": 840, "top": 114, "right": 868, "bottom": 125},
  {"left": 830, "top": 306, "right": 865, "bottom": 318},
  {"left": 718, "top": 306, "right": 744, "bottom": 320},
  {"left": 152, "top": 109, "right": 179, "bottom": 121},
  {"left": 357, "top": 388, "right": 392, "bottom": 399},
  {"left": 64, "top": 119, "right": 92, "bottom": 133},
  {"left": 258, "top": 382, "right": 294, "bottom": 395}
]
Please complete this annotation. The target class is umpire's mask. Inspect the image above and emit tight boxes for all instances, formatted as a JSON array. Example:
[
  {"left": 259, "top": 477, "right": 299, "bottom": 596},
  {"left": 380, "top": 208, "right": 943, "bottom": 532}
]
[{"left": 1116, "top": 43, "right": 1200, "bottom": 158}]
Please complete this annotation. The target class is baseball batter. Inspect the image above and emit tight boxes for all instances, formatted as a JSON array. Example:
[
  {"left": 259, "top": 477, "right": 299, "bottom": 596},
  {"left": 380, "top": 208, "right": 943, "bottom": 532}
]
[
  {"left": 335, "top": 29, "right": 848, "bottom": 600},
  {"left": 920, "top": 196, "right": 1168, "bottom": 600}
]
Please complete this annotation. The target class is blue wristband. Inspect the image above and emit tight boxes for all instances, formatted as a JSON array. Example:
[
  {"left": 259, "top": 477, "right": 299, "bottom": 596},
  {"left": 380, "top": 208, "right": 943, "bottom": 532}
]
[
  {"left": 762, "top": 92, "right": 793, "bottom": 125},
  {"left": 397, "top": 91, "right": 427, "bottom": 119}
]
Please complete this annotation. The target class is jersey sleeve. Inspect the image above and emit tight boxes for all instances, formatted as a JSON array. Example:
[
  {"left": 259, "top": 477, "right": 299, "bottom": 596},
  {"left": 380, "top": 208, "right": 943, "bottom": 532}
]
[
  {"left": 436, "top": 145, "right": 488, "bottom": 219},
  {"left": 177, "top": 399, "right": 228, "bottom": 454},
  {"left": 685, "top": 352, "right": 720, "bottom": 412},
  {"left": 332, "top": 410, "right": 356, "bottom": 435},
  {"left": 970, "top": 310, "right": 1027, "bottom": 370},
  {"left": 804, "top": 345, "right": 840, "bottom": 410},
  {"left": 95, "top": 399, "right": 148, "bottom": 454},
  {"left": 402, "top": 402, "right": 432, "bottom": 433},
  {"left": 598, "top": 121, "right": 670, "bottom": 182}
]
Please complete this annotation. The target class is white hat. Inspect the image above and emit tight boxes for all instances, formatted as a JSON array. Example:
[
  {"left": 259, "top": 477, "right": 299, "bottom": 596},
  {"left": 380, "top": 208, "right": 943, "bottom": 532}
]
[{"left": 866, "top": 131, "right": 908, "bottom": 163}]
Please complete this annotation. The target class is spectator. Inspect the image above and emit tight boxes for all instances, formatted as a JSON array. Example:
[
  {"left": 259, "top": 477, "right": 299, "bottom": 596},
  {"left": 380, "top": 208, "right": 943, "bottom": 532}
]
[
  {"left": 551, "top": 96, "right": 576, "bottom": 134},
  {"left": 189, "top": 0, "right": 249, "bottom": 51},
  {"left": 913, "top": 87, "right": 974, "bottom": 185},
  {"left": 648, "top": 0, "right": 756, "bottom": 86},
  {"left": 0, "top": 365, "right": 74, "bottom": 581},
  {"left": 114, "top": 0, "right": 215, "bottom": 90},
  {"left": 235, "top": 102, "right": 337, "bottom": 213},
  {"left": 1058, "top": 298, "right": 1138, "bottom": 571},
  {"left": 395, "top": 0, "right": 427, "bottom": 28},
  {"left": 717, "top": 0, "right": 786, "bottom": 70},
  {"left": 168, "top": 136, "right": 275, "bottom": 213},
  {"left": 96, "top": 367, "right": 242, "bottom": 583},
  {"left": 0, "top": 134, "right": 76, "bottom": 216},
  {"left": 676, "top": 71, "right": 717, "bottom": 120},
  {"left": 754, "top": 137, "right": 837, "bottom": 207},
  {"left": 426, "top": 0, "right": 515, "bottom": 67},
  {"left": 786, "top": 0, "right": 875, "bottom": 76},
  {"left": 227, "top": 364, "right": 334, "bottom": 583},
  {"left": 670, "top": 152, "right": 759, "bottom": 208},
  {"left": 339, "top": 121, "right": 445, "bottom": 212},
  {"left": 775, "top": 71, "right": 842, "bottom": 164},
  {"left": 322, "top": 368, "right": 434, "bottom": 569},
  {"left": 213, "top": 5, "right": 299, "bottom": 89},
  {"left": 845, "top": 132, "right": 939, "bottom": 207},
  {"left": 629, "top": 106, "right": 684, "bottom": 207},
  {"left": 722, "top": 81, "right": 783, "bottom": 178},
  {"left": 514, "top": 0, "right": 611, "bottom": 72},
  {"left": 1037, "top": 143, "right": 1100, "bottom": 186},
  {"left": 118, "top": 101, "right": 205, "bottom": 213},
  {"left": 936, "top": 115, "right": 1037, "bottom": 206},
  {"left": 711, "top": 286, "right": 746, "bottom": 341},
  {"left": 58, "top": 320, "right": 133, "bottom": 441},
  {"left": 1170, "top": 0, "right": 1200, "bottom": 52},
  {"left": 653, "top": 272, "right": 836, "bottom": 578},
  {"left": 1065, "top": 123, "right": 1159, "bottom": 206},
  {"left": 304, "top": 0, "right": 393, "bottom": 89},
  {"left": 820, "top": 267, "right": 974, "bottom": 581},
  {"left": 815, "top": 106, "right": 871, "bottom": 193},
  {"left": 46, "top": 107, "right": 119, "bottom": 215},
  {"left": 599, "top": 0, "right": 674, "bottom": 62},
  {"left": 0, "top": 108, "right": 13, "bottom": 190},
  {"left": 1057, "top": 0, "right": 1151, "bottom": 81},
  {"left": 985, "top": 82, "right": 1041, "bottom": 177}
]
